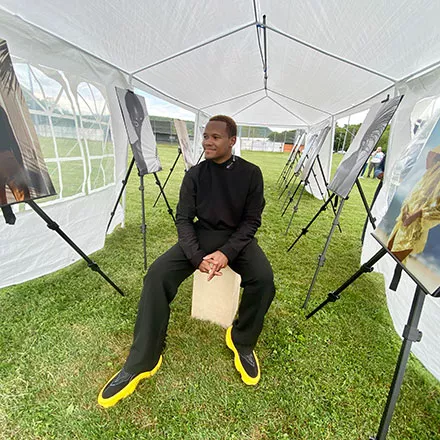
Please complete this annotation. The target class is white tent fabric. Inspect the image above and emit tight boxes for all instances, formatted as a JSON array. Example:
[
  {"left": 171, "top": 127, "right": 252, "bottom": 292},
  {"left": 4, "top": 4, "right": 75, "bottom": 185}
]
[
  {"left": 0, "top": 1, "right": 440, "bottom": 379},
  {"left": 2, "top": 1, "right": 440, "bottom": 126},
  {"left": 0, "top": 9, "right": 130, "bottom": 286}
]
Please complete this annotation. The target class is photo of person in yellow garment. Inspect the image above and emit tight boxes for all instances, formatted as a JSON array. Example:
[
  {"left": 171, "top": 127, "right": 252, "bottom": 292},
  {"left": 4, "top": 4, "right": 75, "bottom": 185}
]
[
  {"left": 387, "top": 144, "right": 440, "bottom": 263},
  {"left": 375, "top": 117, "right": 440, "bottom": 296}
]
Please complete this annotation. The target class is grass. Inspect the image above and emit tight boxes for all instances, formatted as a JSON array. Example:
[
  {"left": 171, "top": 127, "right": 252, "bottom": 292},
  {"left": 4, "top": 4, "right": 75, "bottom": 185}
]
[{"left": 1, "top": 146, "right": 439, "bottom": 439}]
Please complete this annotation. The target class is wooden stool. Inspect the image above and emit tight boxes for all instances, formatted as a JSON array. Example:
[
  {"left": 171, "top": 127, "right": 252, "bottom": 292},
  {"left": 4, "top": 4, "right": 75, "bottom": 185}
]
[{"left": 191, "top": 266, "right": 241, "bottom": 328}]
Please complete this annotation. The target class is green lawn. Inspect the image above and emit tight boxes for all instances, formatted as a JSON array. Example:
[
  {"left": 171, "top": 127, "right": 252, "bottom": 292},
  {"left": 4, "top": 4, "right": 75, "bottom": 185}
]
[{"left": 1, "top": 146, "right": 439, "bottom": 439}]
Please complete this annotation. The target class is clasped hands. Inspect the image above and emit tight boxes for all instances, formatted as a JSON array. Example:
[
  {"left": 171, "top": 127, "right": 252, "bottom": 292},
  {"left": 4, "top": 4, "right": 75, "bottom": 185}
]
[{"left": 198, "top": 250, "right": 228, "bottom": 281}]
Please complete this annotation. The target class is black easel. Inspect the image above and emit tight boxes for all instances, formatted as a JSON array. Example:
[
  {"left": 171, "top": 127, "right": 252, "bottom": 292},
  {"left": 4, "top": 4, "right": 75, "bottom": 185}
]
[
  {"left": 371, "top": 285, "right": 426, "bottom": 440},
  {"left": 280, "top": 172, "right": 301, "bottom": 213},
  {"left": 106, "top": 153, "right": 175, "bottom": 271},
  {"left": 153, "top": 147, "right": 181, "bottom": 208},
  {"left": 287, "top": 192, "right": 337, "bottom": 252},
  {"left": 361, "top": 180, "right": 383, "bottom": 243},
  {"left": 284, "top": 154, "right": 342, "bottom": 235},
  {"left": 277, "top": 153, "right": 294, "bottom": 186},
  {"left": 305, "top": 246, "right": 438, "bottom": 440},
  {"left": 153, "top": 172, "right": 176, "bottom": 224},
  {"left": 306, "top": 247, "right": 388, "bottom": 319},
  {"left": 287, "top": 177, "right": 377, "bottom": 308},
  {"left": 195, "top": 149, "right": 205, "bottom": 165},
  {"left": 277, "top": 147, "right": 300, "bottom": 187},
  {"left": 301, "top": 197, "right": 346, "bottom": 308},
  {"left": 279, "top": 165, "right": 299, "bottom": 201},
  {"left": 139, "top": 173, "right": 147, "bottom": 270},
  {"left": 281, "top": 148, "right": 301, "bottom": 187},
  {"left": 356, "top": 179, "right": 376, "bottom": 229},
  {"left": 106, "top": 156, "right": 135, "bottom": 233},
  {"left": 27, "top": 200, "right": 124, "bottom": 296},
  {"left": 280, "top": 149, "right": 311, "bottom": 209}
]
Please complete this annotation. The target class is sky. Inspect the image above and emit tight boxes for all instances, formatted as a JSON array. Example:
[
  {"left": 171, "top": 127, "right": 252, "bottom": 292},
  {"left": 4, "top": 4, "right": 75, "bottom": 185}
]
[
  {"left": 336, "top": 110, "right": 368, "bottom": 128},
  {"left": 136, "top": 89, "right": 196, "bottom": 122}
]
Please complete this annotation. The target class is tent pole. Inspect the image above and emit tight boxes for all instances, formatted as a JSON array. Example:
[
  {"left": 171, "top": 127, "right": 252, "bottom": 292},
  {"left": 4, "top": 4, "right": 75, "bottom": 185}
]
[
  {"left": 329, "top": 84, "right": 394, "bottom": 124},
  {"left": 268, "top": 89, "right": 332, "bottom": 116},
  {"left": 263, "top": 15, "right": 268, "bottom": 91},
  {"left": 253, "top": 0, "right": 265, "bottom": 67},
  {"left": 341, "top": 114, "right": 351, "bottom": 152},
  {"left": 232, "top": 96, "right": 266, "bottom": 118},
  {"left": 268, "top": 96, "right": 308, "bottom": 124},
  {"left": 399, "top": 59, "right": 440, "bottom": 83},
  {"left": 264, "top": 24, "right": 396, "bottom": 83},
  {"left": 3, "top": 7, "right": 200, "bottom": 113},
  {"left": 201, "top": 88, "right": 264, "bottom": 110},
  {"left": 131, "top": 21, "right": 256, "bottom": 74}
]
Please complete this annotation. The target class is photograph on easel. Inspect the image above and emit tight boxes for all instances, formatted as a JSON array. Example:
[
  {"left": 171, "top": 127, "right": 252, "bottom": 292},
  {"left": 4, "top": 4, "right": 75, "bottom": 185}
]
[
  {"left": 294, "top": 132, "right": 318, "bottom": 174},
  {"left": 328, "top": 95, "right": 403, "bottom": 199},
  {"left": 115, "top": 87, "right": 162, "bottom": 176},
  {"left": 0, "top": 38, "right": 56, "bottom": 207},
  {"left": 374, "top": 116, "right": 440, "bottom": 296},
  {"left": 301, "top": 125, "right": 331, "bottom": 180},
  {"left": 174, "top": 119, "right": 195, "bottom": 170}
]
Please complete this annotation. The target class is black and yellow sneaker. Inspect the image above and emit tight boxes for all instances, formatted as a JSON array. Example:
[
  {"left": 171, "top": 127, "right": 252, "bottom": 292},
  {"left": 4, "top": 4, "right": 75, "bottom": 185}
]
[
  {"left": 97, "top": 356, "right": 163, "bottom": 408},
  {"left": 225, "top": 326, "right": 260, "bottom": 385}
]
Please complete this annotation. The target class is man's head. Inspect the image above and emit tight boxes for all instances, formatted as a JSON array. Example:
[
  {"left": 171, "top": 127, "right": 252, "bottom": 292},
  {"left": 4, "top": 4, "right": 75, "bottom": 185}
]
[
  {"left": 202, "top": 115, "right": 237, "bottom": 164},
  {"left": 125, "top": 91, "right": 145, "bottom": 137}
]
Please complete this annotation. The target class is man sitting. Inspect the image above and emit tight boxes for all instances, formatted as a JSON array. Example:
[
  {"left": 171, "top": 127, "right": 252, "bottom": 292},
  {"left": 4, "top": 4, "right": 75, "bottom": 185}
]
[{"left": 98, "top": 115, "right": 275, "bottom": 408}]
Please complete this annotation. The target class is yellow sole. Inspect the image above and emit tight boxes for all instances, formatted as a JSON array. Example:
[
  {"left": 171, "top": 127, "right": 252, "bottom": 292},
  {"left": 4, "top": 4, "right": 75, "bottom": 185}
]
[
  {"left": 97, "top": 356, "right": 163, "bottom": 408},
  {"left": 225, "top": 326, "right": 260, "bottom": 386}
]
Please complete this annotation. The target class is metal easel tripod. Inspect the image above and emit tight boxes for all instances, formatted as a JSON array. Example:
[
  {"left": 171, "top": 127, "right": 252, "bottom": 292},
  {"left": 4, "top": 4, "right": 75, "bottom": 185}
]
[
  {"left": 28, "top": 200, "right": 125, "bottom": 296},
  {"left": 305, "top": 246, "right": 437, "bottom": 440}
]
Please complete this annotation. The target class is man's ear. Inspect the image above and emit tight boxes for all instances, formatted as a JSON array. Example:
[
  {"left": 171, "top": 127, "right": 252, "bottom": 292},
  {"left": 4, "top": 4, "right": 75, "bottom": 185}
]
[{"left": 229, "top": 136, "right": 237, "bottom": 147}]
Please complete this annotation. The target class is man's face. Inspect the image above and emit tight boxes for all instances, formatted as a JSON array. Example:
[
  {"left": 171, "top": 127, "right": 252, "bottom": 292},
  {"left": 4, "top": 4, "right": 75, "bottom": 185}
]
[
  {"left": 202, "top": 121, "right": 236, "bottom": 164},
  {"left": 128, "top": 105, "right": 144, "bottom": 137}
]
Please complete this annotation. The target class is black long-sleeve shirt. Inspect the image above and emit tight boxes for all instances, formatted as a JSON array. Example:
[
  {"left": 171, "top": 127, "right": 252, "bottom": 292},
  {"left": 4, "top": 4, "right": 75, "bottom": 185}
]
[{"left": 175, "top": 155, "right": 265, "bottom": 267}]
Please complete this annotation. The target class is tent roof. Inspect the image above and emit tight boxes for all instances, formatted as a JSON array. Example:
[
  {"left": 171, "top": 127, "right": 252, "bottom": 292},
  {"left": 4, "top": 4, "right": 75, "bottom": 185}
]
[{"left": 2, "top": 0, "right": 440, "bottom": 126}]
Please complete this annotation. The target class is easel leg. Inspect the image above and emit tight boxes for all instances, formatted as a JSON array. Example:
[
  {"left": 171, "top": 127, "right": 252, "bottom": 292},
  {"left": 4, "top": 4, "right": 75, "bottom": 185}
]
[
  {"left": 316, "top": 155, "right": 342, "bottom": 233},
  {"left": 139, "top": 174, "right": 147, "bottom": 271},
  {"left": 306, "top": 247, "right": 388, "bottom": 319},
  {"left": 371, "top": 286, "right": 425, "bottom": 440},
  {"left": 303, "top": 199, "right": 345, "bottom": 308},
  {"left": 285, "top": 182, "right": 307, "bottom": 234},
  {"left": 106, "top": 156, "right": 135, "bottom": 233},
  {"left": 28, "top": 200, "right": 125, "bottom": 296},
  {"left": 356, "top": 179, "right": 376, "bottom": 229},
  {"left": 287, "top": 193, "right": 336, "bottom": 252},
  {"left": 281, "top": 177, "right": 301, "bottom": 217},
  {"left": 277, "top": 160, "right": 290, "bottom": 186},
  {"left": 153, "top": 150, "right": 181, "bottom": 208},
  {"left": 195, "top": 150, "right": 204, "bottom": 165},
  {"left": 279, "top": 171, "right": 297, "bottom": 200},
  {"left": 153, "top": 173, "right": 176, "bottom": 223},
  {"left": 361, "top": 180, "right": 383, "bottom": 243}
]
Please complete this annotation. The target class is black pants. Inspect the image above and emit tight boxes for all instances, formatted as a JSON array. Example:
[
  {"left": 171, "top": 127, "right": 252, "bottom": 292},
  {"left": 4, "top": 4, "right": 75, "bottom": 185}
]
[{"left": 124, "top": 230, "right": 275, "bottom": 374}]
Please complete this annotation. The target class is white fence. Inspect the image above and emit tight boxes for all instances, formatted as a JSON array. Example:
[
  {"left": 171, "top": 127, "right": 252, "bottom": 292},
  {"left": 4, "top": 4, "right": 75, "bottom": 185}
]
[{"left": 241, "top": 137, "right": 284, "bottom": 152}]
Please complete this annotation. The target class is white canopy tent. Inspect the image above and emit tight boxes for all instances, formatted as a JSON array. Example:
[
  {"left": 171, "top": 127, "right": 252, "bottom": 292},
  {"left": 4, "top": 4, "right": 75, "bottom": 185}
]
[{"left": 1, "top": 1, "right": 440, "bottom": 379}]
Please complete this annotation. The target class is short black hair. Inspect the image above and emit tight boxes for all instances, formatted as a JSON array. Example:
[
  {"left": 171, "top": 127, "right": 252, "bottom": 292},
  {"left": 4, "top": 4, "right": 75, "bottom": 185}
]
[{"left": 209, "top": 115, "right": 237, "bottom": 138}]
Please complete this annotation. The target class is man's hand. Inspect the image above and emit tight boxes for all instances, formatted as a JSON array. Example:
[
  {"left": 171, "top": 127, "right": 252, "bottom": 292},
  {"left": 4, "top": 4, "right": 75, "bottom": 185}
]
[
  {"left": 198, "top": 260, "right": 223, "bottom": 281},
  {"left": 203, "top": 250, "right": 229, "bottom": 281}
]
